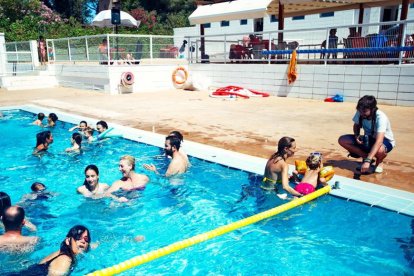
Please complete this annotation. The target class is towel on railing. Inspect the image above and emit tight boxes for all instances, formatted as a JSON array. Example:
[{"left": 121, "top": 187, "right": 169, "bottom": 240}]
[{"left": 287, "top": 50, "right": 297, "bottom": 84}]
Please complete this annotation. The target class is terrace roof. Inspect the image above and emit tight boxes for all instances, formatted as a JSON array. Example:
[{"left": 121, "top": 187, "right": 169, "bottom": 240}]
[{"left": 190, "top": 0, "right": 413, "bottom": 24}]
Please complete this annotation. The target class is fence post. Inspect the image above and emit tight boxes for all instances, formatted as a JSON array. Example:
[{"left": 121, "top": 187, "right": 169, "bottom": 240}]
[
  {"left": 150, "top": 35, "right": 153, "bottom": 61},
  {"left": 0, "top": 33, "right": 6, "bottom": 76},
  {"left": 67, "top": 39, "right": 72, "bottom": 61},
  {"left": 398, "top": 21, "right": 407, "bottom": 65},
  {"left": 30, "top": 40, "right": 40, "bottom": 68},
  {"left": 268, "top": 33, "right": 271, "bottom": 64},
  {"left": 85, "top": 37, "right": 90, "bottom": 61},
  {"left": 224, "top": 34, "right": 227, "bottom": 64},
  {"left": 324, "top": 28, "right": 329, "bottom": 65}
]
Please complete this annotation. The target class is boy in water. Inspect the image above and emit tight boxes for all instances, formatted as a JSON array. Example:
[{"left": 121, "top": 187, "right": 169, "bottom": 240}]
[
  {"left": 294, "top": 152, "right": 327, "bottom": 195},
  {"left": 32, "top": 113, "right": 45, "bottom": 126}
]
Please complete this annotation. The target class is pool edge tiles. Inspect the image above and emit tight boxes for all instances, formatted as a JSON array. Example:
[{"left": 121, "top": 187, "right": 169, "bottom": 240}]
[{"left": 3, "top": 104, "right": 414, "bottom": 217}]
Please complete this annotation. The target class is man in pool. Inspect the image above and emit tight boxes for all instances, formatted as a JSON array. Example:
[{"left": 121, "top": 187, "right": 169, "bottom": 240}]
[
  {"left": 144, "top": 135, "right": 189, "bottom": 177},
  {"left": 0, "top": 206, "right": 39, "bottom": 251},
  {"left": 338, "top": 95, "right": 395, "bottom": 174},
  {"left": 96, "top": 120, "right": 108, "bottom": 134}
]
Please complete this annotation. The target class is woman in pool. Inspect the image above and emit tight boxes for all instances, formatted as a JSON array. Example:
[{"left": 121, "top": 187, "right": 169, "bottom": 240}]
[
  {"left": 14, "top": 225, "right": 91, "bottom": 276},
  {"left": 77, "top": 165, "right": 109, "bottom": 199},
  {"left": 65, "top": 132, "right": 82, "bottom": 153},
  {"left": 69, "top": 120, "right": 88, "bottom": 133},
  {"left": 106, "top": 155, "right": 149, "bottom": 196},
  {"left": 47, "top": 113, "right": 58, "bottom": 127},
  {"left": 262, "top": 136, "right": 303, "bottom": 197},
  {"left": 33, "top": 130, "right": 54, "bottom": 154}
]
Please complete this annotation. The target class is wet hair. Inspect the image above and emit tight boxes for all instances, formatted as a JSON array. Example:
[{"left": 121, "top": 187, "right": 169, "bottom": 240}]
[
  {"left": 357, "top": 95, "right": 378, "bottom": 136},
  {"left": 2, "top": 206, "right": 25, "bottom": 231},
  {"left": 72, "top": 132, "right": 82, "bottom": 148},
  {"left": 270, "top": 137, "right": 296, "bottom": 162},
  {"left": 83, "top": 165, "right": 99, "bottom": 186},
  {"left": 60, "top": 225, "right": 91, "bottom": 262},
  {"left": 169, "top": 131, "right": 184, "bottom": 142},
  {"left": 0, "top": 192, "right": 12, "bottom": 217},
  {"left": 120, "top": 155, "right": 135, "bottom": 170},
  {"left": 96, "top": 120, "right": 108, "bottom": 130},
  {"left": 48, "top": 113, "right": 58, "bottom": 123},
  {"left": 306, "top": 153, "right": 322, "bottom": 170},
  {"left": 36, "top": 130, "right": 52, "bottom": 147},
  {"left": 84, "top": 127, "right": 94, "bottom": 137},
  {"left": 166, "top": 135, "right": 181, "bottom": 151},
  {"left": 37, "top": 113, "right": 45, "bottom": 120},
  {"left": 79, "top": 121, "right": 88, "bottom": 127},
  {"left": 31, "top": 182, "right": 46, "bottom": 192}
]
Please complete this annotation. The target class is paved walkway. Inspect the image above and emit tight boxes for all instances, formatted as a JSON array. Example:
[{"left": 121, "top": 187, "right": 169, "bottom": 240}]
[{"left": 1, "top": 87, "right": 413, "bottom": 192}]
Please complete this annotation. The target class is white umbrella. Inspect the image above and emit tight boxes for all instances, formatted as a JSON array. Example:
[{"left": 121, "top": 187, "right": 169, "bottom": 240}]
[{"left": 91, "top": 10, "right": 140, "bottom": 28}]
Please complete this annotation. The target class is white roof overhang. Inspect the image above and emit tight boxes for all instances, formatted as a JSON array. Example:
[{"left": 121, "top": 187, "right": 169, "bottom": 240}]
[{"left": 189, "top": 0, "right": 414, "bottom": 25}]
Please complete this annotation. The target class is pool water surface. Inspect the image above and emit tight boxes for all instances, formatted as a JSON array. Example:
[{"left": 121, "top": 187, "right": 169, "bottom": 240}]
[{"left": 0, "top": 110, "right": 413, "bottom": 275}]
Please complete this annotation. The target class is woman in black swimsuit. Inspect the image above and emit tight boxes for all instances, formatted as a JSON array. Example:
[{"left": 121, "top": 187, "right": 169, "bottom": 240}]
[{"left": 10, "top": 225, "right": 91, "bottom": 275}]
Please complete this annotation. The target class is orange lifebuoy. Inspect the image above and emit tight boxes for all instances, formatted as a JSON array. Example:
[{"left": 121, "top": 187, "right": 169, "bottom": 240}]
[
  {"left": 172, "top": 67, "right": 188, "bottom": 85},
  {"left": 121, "top": 72, "right": 134, "bottom": 87}
]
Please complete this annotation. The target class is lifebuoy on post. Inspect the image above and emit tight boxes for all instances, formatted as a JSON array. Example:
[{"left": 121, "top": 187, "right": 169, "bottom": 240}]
[
  {"left": 172, "top": 66, "right": 188, "bottom": 85},
  {"left": 121, "top": 72, "right": 135, "bottom": 87}
]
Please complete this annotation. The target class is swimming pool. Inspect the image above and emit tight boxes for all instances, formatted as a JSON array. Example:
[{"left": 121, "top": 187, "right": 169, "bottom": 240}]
[{"left": 0, "top": 109, "right": 413, "bottom": 275}]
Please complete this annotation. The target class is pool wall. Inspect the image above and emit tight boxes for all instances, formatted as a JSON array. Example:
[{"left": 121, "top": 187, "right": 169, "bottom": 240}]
[{"left": 2, "top": 104, "right": 413, "bottom": 216}]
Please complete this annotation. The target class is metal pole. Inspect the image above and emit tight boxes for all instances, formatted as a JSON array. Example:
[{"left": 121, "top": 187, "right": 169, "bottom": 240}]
[
  {"left": 224, "top": 34, "right": 227, "bottom": 64},
  {"left": 67, "top": 39, "right": 72, "bottom": 61},
  {"left": 85, "top": 37, "right": 89, "bottom": 61}
]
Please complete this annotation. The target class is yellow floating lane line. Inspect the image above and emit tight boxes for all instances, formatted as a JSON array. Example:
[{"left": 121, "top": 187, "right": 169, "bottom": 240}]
[{"left": 88, "top": 185, "right": 331, "bottom": 276}]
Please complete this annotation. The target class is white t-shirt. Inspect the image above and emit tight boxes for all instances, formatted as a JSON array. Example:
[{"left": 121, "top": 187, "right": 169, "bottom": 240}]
[{"left": 352, "top": 110, "right": 395, "bottom": 147}]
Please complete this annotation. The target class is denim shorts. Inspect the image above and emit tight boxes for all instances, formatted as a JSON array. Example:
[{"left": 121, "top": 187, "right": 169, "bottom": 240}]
[{"left": 353, "top": 135, "right": 394, "bottom": 153}]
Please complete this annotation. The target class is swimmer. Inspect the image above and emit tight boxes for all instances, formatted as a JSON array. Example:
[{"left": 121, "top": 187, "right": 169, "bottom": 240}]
[
  {"left": 294, "top": 152, "right": 328, "bottom": 196},
  {"left": 1, "top": 192, "right": 37, "bottom": 231},
  {"left": 12, "top": 225, "right": 91, "bottom": 275},
  {"left": 33, "top": 130, "right": 53, "bottom": 154},
  {"left": 169, "top": 130, "right": 190, "bottom": 165},
  {"left": 65, "top": 132, "right": 82, "bottom": 153},
  {"left": 106, "top": 155, "right": 149, "bottom": 196},
  {"left": 77, "top": 165, "right": 110, "bottom": 199},
  {"left": 144, "top": 135, "right": 189, "bottom": 177},
  {"left": 96, "top": 120, "right": 108, "bottom": 134},
  {"left": 83, "top": 127, "right": 95, "bottom": 143},
  {"left": 32, "top": 113, "right": 45, "bottom": 127},
  {"left": 69, "top": 120, "right": 88, "bottom": 133},
  {"left": 47, "top": 113, "right": 58, "bottom": 127},
  {"left": 262, "top": 136, "right": 303, "bottom": 197},
  {"left": 0, "top": 206, "right": 39, "bottom": 252},
  {"left": 21, "top": 182, "right": 52, "bottom": 201}
]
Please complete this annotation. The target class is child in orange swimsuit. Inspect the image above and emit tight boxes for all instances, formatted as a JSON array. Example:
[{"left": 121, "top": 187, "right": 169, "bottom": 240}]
[{"left": 294, "top": 152, "right": 328, "bottom": 195}]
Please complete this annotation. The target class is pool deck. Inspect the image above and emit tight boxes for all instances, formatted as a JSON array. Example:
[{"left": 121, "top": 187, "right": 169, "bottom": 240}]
[{"left": 0, "top": 87, "right": 413, "bottom": 212}]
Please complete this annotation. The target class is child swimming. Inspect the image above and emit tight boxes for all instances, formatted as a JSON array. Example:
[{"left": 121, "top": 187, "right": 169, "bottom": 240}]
[{"left": 294, "top": 152, "right": 328, "bottom": 195}]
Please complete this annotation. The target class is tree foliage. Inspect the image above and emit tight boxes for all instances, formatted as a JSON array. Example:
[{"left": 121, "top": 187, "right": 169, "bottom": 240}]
[{"left": 0, "top": 0, "right": 197, "bottom": 41}]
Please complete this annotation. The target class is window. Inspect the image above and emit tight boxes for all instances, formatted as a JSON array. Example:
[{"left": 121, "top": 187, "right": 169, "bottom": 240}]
[
  {"left": 292, "top": 16, "right": 305, "bottom": 20},
  {"left": 270, "top": 15, "right": 278, "bottom": 22},
  {"left": 410, "top": 3, "right": 414, "bottom": 8},
  {"left": 240, "top": 19, "right": 248, "bottom": 25},
  {"left": 320, "top": 12, "right": 334, "bottom": 18},
  {"left": 202, "top": 23, "right": 211, "bottom": 28},
  {"left": 221, "top": 21, "right": 230, "bottom": 27}
]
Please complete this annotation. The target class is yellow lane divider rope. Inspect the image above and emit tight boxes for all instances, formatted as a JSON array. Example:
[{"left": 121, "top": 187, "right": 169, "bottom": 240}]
[{"left": 88, "top": 185, "right": 331, "bottom": 276}]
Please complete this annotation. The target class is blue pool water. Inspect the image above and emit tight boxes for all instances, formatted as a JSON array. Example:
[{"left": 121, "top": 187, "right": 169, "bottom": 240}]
[{"left": 0, "top": 110, "right": 413, "bottom": 275}]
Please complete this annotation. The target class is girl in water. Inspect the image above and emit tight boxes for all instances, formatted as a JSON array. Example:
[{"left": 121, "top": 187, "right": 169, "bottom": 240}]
[
  {"left": 77, "top": 165, "right": 109, "bottom": 199},
  {"left": 13, "top": 225, "right": 91, "bottom": 276},
  {"left": 33, "top": 130, "right": 53, "bottom": 154},
  {"left": 65, "top": 132, "right": 82, "bottom": 153}
]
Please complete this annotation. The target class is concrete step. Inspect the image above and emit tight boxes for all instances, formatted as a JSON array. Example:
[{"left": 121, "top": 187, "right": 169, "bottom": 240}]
[{"left": 1, "top": 75, "right": 58, "bottom": 90}]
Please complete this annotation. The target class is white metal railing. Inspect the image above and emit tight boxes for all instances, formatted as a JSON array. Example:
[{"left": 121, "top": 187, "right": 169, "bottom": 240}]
[
  {"left": 3, "top": 41, "right": 34, "bottom": 75},
  {"left": 46, "top": 34, "right": 188, "bottom": 64},
  {"left": 184, "top": 19, "right": 414, "bottom": 65}
]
